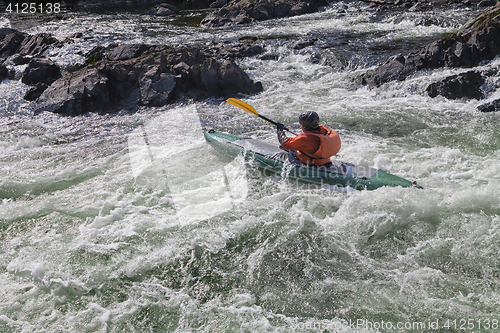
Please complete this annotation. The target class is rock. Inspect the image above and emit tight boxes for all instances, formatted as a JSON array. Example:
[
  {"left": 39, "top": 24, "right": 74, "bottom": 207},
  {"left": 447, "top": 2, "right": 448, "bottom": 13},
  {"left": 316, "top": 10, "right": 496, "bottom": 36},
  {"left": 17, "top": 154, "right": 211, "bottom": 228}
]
[
  {"left": 34, "top": 42, "right": 263, "bottom": 115},
  {"left": 107, "top": 44, "right": 149, "bottom": 61},
  {"left": 291, "top": 37, "right": 317, "bottom": 50},
  {"left": 360, "top": 3, "right": 500, "bottom": 87},
  {"left": 477, "top": 98, "right": 500, "bottom": 112},
  {"left": 21, "top": 58, "right": 62, "bottom": 85},
  {"left": 201, "top": 0, "right": 329, "bottom": 27},
  {"left": 0, "top": 63, "right": 8, "bottom": 82},
  {"left": 218, "top": 60, "right": 263, "bottom": 96},
  {"left": 17, "top": 33, "right": 60, "bottom": 57},
  {"left": 139, "top": 68, "right": 177, "bottom": 106},
  {"left": 24, "top": 83, "right": 49, "bottom": 101},
  {"left": 210, "top": 0, "right": 229, "bottom": 8},
  {"left": 35, "top": 66, "right": 112, "bottom": 116},
  {"left": 147, "top": 3, "right": 180, "bottom": 16},
  {"left": 4, "top": 54, "right": 31, "bottom": 66},
  {"left": 477, "top": 0, "right": 497, "bottom": 7},
  {"left": 0, "top": 30, "right": 28, "bottom": 57},
  {"left": 426, "top": 70, "right": 485, "bottom": 99}
]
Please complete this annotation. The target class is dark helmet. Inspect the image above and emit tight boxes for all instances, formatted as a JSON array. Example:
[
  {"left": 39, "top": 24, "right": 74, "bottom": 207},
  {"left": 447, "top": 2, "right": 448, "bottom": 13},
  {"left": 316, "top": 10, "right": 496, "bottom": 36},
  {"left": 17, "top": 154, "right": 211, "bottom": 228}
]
[{"left": 299, "top": 111, "right": 320, "bottom": 130}]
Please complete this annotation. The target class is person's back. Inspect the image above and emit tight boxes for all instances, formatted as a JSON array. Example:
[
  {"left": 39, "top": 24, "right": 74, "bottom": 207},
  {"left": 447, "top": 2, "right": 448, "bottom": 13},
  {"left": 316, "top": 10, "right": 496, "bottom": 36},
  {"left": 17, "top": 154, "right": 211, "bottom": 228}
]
[{"left": 277, "top": 111, "right": 341, "bottom": 166}]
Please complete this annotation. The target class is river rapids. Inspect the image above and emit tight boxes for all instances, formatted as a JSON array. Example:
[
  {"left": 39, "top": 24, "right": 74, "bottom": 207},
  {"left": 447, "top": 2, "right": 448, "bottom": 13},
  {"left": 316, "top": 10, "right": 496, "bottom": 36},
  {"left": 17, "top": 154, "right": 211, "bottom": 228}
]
[{"left": 1, "top": 2, "right": 500, "bottom": 332}]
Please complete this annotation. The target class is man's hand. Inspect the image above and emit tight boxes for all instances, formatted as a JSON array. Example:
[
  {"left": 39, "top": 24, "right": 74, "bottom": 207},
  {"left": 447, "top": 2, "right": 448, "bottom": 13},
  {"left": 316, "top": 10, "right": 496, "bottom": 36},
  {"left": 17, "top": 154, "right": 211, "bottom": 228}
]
[{"left": 276, "top": 122, "right": 285, "bottom": 131}]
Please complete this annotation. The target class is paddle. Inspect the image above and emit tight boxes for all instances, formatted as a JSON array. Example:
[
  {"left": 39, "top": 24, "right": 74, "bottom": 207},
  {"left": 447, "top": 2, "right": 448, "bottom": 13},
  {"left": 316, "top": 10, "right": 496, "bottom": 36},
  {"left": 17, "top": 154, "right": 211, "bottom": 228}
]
[{"left": 227, "top": 98, "right": 298, "bottom": 136}]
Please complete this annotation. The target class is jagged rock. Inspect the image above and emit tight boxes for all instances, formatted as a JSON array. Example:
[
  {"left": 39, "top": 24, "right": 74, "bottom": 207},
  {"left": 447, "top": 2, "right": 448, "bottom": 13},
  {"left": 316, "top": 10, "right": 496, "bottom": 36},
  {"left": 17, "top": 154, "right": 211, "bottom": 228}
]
[
  {"left": 0, "top": 63, "right": 8, "bottom": 81},
  {"left": 477, "top": 98, "right": 500, "bottom": 112},
  {"left": 17, "top": 33, "right": 60, "bottom": 57},
  {"left": 34, "top": 42, "right": 263, "bottom": 115},
  {"left": 21, "top": 58, "right": 62, "bottom": 85},
  {"left": 4, "top": 54, "right": 31, "bottom": 66},
  {"left": 201, "top": 0, "right": 329, "bottom": 27},
  {"left": 35, "top": 66, "right": 112, "bottom": 116},
  {"left": 148, "top": 3, "right": 179, "bottom": 16},
  {"left": 426, "top": 70, "right": 485, "bottom": 99},
  {"left": 107, "top": 44, "right": 149, "bottom": 61},
  {"left": 0, "top": 29, "right": 28, "bottom": 57},
  {"left": 24, "top": 83, "right": 49, "bottom": 101},
  {"left": 359, "top": 3, "right": 500, "bottom": 87},
  {"left": 0, "top": 29, "right": 59, "bottom": 58}
]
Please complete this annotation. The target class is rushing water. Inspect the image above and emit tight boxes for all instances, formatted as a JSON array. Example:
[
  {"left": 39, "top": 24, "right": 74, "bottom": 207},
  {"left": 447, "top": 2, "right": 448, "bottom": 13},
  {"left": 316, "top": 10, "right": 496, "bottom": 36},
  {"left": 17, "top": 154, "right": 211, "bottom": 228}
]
[{"left": 2, "top": 2, "right": 500, "bottom": 332}]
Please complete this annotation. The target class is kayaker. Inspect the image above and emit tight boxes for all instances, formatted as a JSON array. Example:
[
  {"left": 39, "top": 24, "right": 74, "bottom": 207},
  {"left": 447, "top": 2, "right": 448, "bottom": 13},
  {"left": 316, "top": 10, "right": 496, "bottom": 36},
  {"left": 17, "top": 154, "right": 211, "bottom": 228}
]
[{"left": 276, "top": 111, "right": 341, "bottom": 167}]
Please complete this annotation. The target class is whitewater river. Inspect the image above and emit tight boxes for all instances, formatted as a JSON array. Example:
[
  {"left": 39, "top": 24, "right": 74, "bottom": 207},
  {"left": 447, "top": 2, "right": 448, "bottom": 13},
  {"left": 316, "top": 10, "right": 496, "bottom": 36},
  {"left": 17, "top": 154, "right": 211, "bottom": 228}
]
[{"left": 2, "top": 2, "right": 500, "bottom": 332}]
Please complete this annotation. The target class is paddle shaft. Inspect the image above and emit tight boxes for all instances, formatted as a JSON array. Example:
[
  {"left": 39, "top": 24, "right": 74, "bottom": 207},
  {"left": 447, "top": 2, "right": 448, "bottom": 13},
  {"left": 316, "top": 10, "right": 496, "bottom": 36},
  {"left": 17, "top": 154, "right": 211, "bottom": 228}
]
[{"left": 258, "top": 114, "right": 298, "bottom": 135}]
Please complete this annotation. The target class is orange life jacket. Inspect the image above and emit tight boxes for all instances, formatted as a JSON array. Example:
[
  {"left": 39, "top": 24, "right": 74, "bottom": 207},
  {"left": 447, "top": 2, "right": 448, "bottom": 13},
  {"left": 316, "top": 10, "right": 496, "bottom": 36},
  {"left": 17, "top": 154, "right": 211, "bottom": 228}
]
[{"left": 296, "top": 126, "right": 341, "bottom": 165}]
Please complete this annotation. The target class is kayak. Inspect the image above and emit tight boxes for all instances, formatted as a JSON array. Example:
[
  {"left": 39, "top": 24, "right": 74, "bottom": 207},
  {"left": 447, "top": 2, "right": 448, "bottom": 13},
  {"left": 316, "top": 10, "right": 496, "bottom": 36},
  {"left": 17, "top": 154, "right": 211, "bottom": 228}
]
[{"left": 204, "top": 130, "right": 422, "bottom": 191}]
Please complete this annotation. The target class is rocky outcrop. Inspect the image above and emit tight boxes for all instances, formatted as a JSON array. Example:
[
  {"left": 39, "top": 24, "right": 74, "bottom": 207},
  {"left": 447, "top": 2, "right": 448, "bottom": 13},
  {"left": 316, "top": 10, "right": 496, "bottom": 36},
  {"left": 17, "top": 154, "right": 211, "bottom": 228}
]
[
  {"left": 201, "top": 0, "right": 329, "bottom": 27},
  {"left": 35, "top": 42, "right": 264, "bottom": 115},
  {"left": 478, "top": 98, "right": 500, "bottom": 112},
  {"left": 21, "top": 58, "right": 62, "bottom": 85},
  {"left": 1, "top": 27, "right": 264, "bottom": 115},
  {"left": 426, "top": 70, "right": 485, "bottom": 99},
  {"left": 359, "top": 3, "right": 500, "bottom": 87},
  {"left": 0, "top": 63, "right": 9, "bottom": 81},
  {"left": 0, "top": 29, "right": 60, "bottom": 59},
  {"left": 148, "top": 2, "right": 179, "bottom": 16}
]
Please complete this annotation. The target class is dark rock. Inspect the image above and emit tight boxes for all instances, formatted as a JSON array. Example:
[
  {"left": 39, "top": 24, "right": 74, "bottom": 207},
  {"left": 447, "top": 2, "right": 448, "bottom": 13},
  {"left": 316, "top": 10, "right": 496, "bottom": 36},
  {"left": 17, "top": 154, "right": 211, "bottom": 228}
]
[
  {"left": 24, "top": 83, "right": 49, "bottom": 101},
  {"left": 148, "top": 3, "right": 180, "bottom": 16},
  {"left": 139, "top": 68, "right": 177, "bottom": 106},
  {"left": 17, "top": 33, "right": 60, "bottom": 57},
  {"left": 0, "top": 30, "right": 28, "bottom": 57},
  {"left": 35, "top": 66, "right": 112, "bottom": 116},
  {"left": 477, "top": 98, "right": 500, "bottom": 112},
  {"left": 22, "top": 58, "right": 62, "bottom": 85},
  {"left": 477, "top": 0, "right": 497, "bottom": 7},
  {"left": 107, "top": 44, "right": 149, "bottom": 61},
  {"left": 426, "top": 70, "right": 485, "bottom": 99},
  {"left": 360, "top": 3, "right": 500, "bottom": 87},
  {"left": 5, "top": 54, "right": 32, "bottom": 65},
  {"left": 210, "top": 0, "right": 230, "bottom": 8},
  {"left": 258, "top": 52, "right": 280, "bottom": 60},
  {"left": 201, "top": 0, "right": 329, "bottom": 27},
  {"left": 238, "top": 36, "right": 258, "bottom": 43},
  {"left": 0, "top": 28, "right": 18, "bottom": 41},
  {"left": 0, "top": 63, "right": 8, "bottom": 82},
  {"left": 219, "top": 60, "right": 263, "bottom": 96},
  {"left": 34, "top": 42, "right": 263, "bottom": 115}
]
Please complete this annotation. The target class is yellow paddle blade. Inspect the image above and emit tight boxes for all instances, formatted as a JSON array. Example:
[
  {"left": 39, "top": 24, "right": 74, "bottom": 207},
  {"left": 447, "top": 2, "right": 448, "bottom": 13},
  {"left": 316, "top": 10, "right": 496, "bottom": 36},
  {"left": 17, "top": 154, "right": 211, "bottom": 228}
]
[{"left": 226, "top": 98, "right": 258, "bottom": 116}]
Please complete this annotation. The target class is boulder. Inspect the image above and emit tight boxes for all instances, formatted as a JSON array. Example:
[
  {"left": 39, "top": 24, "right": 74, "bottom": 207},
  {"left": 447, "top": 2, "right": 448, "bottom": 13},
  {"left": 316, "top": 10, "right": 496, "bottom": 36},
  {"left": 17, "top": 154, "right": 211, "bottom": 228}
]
[
  {"left": 359, "top": 3, "right": 500, "bottom": 87},
  {"left": 477, "top": 98, "right": 500, "bottom": 112},
  {"left": 21, "top": 58, "right": 62, "bottom": 85},
  {"left": 201, "top": 0, "right": 329, "bottom": 27},
  {"left": 24, "top": 83, "right": 49, "bottom": 101},
  {"left": 34, "top": 42, "right": 264, "bottom": 115},
  {"left": 35, "top": 66, "right": 112, "bottom": 116},
  {"left": 17, "top": 33, "right": 60, "bottom": 57},
  {"left": 0, "top": 30, "right": 28, "bottom": 57},
  {"left": 148, "top": 3, "right": 180, "bottom": 16},
  {"left": 426, "top": 70, "right": 485, "bottom": 99},
  {"left": 0, "top": 63, "right": 8, "bottom": 82},
  {"left": 107, "top": 43, "right": 149, "bottom": 61}
]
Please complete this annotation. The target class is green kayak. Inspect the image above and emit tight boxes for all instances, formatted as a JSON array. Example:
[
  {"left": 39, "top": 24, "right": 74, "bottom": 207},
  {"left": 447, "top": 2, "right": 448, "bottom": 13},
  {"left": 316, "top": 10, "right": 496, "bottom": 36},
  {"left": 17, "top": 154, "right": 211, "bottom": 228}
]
[{"left": 204, "top": 130, "right": 422, "bottom": 191}]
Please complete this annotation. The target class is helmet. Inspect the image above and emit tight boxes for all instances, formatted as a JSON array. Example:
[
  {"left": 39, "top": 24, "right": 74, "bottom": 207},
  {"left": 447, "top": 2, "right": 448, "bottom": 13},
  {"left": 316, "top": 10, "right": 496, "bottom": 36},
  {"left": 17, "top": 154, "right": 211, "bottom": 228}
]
[{"left": 299, "top": 111, "right": 320, "bottom": 130}]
